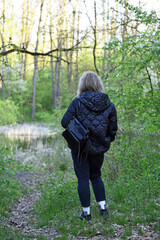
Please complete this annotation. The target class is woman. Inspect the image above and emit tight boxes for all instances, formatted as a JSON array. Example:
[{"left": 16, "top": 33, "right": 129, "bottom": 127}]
[{"left": 61, "top": 71, "right": 117, "bottom": 221}]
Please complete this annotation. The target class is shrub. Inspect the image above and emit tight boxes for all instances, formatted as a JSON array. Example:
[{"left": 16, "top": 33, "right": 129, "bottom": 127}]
[{"left": 0, "top": 100, "right": 21, "bottom": 125}]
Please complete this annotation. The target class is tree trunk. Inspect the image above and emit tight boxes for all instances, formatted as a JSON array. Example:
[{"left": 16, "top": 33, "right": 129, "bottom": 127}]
[
  {"left": 50, "top": 27, "right": 56, "bottom": 108},
  {"left": 42, "top": 15, "right": 48, "bottom": 69},
  {"left": 54, "top": 49, "right": 58, "bottom": 108},
  {"left": 22, "top": 0, "right": 34, "bottom": 81},
  {"left": 1, "top": 44, "right": 5, "bottom": 100},
  {"left": 59, "top": 64, "right": 63, "bottom": 108},
  {"left": 102, "top": 0, "right": 106, "bottom": 74},
  {"left": 57, "top": 36, "right": 62, "bottom": 103},
  {"left": 75, "top": 11, "right": 80, "bottom": 91},
  {"left": 32, "top": 0, "right": 44, "bottom": 119},
  {"left": 6, "top": 54, "right": 10, "bottom": 99},
  {"left": 93, "top": 0, "right": 99, "bottom": 75},
  {"left": 65, "top": 6, "right": 76, "bottom": 93},
  {"left": 1, "top": 0, "right": 6, "bottom": 100},
  {"left": 119, "top": 0, "right": 129, "bottom": 93},
  {"left": 20, "top": 0, "right": 25, "bottom": 81}
]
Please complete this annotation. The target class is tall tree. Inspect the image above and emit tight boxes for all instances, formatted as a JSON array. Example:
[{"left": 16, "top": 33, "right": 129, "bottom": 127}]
[
  {"left": 49, "top": 18, "right": 56, "bottom": 108},
  {"left": 75, "top": 10, "right": 80, "bottom": 90},
  {"left": 68, "top": 9, "right": 76, "bottom": 92},
  {"left": 1, "top": 0, "right": 6, "bottom": 100},
  {"left": 122, "top": 0, "right": 129, "bottom": 42},
  {"left": 84, "top": 0, "right": 99, "bottom": 74},
  {"left": 56, "top": 36, "right": 62, "bottom": 106},
  {"left": 93, "top": 0, "right": 99, "bottom": 75},
  {"left": 32, "top": 0, "right": 44, "bottom": 119},
  {"left": 102, "top": 0, "right": 106, "bottom": 74}
]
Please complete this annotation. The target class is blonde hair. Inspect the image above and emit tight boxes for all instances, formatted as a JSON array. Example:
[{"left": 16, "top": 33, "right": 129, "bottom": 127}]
[{"left": 77, "top": 71, "right": 105, "bottom": 95}]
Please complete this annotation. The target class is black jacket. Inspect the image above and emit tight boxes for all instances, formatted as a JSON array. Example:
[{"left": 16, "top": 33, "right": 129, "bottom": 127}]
[{"left": 61, "top": 91, "right": 118, "bottom": 154}]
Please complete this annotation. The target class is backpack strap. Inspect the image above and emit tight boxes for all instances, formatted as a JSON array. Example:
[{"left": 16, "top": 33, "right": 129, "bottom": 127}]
[
  {"left": 76, "top": 98, "right": 89, "bottom": 165},
  {"left": 76, "top": 97, "right": 81, "bottom": 118}
]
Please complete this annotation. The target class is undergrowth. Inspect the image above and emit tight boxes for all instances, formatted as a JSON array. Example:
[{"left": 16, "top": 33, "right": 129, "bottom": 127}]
[
  {"left": 0, "top": 146, "right": 26, "bottom": 239},
  {"left": 34, "top": 130, "right": 160, "bottom": 239}
]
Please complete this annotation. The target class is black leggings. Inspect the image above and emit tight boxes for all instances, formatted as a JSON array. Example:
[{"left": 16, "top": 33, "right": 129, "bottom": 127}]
[{"left": 71, "top": 151, "right": 106, "bottom": 207}]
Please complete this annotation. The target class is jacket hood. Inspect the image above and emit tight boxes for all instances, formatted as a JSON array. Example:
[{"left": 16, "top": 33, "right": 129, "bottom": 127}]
[{"left": 78, "top": 91, "right": 111, "bottom": 112}]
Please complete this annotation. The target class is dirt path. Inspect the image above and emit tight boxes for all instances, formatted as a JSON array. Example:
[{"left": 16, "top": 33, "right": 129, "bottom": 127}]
[{"left": 5, "top": 171, "right": 60, "bottom": 239}]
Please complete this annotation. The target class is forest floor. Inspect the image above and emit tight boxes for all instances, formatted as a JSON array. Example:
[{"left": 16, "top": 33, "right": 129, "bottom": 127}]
[
  {"left": 3, "top": 170, "right": 160, "bottom": 240},
  {"left": 4, "top": 171, "right": 60, "bottom": 239}
]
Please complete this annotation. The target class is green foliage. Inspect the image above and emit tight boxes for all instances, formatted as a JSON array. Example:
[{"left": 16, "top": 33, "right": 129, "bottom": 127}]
[
  {"left": 0, "top": 99, "right": 21, "bottom": 125},
  {"left": 36, "top": 111, "right": 55, "bottom": 122},
  {"left": 102, "top": 7, "right": 160, "bottom": 136},
  {"left": 36, "top": 69, "right": 53, "bottom": 112},
  {"left": 99, "top": 7, "right": 160, "bottom": 237},
  {"left": 59, "top": 163, "right": 68, "bottom": 171},
  {"left": 116, "top": 0, "right": 158, "bottom": 25},
  {"left": 101, "top": 3, "right": 160, "bottom": 222},
  {"left": 35, "top": 108, "right": 66, "bottom": 125}
]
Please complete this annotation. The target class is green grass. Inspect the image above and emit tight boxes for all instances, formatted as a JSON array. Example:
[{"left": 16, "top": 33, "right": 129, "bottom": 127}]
[
  {"left": 34, "top": 165, "right": 160, "bottom": 239},
  {"left": 0, "top": 226, "right": 49, "bottom": 240},
  {"left": 33, "top": 130, "right": 160, "bottom": 239},
  {"left": 0, "top": 146, "right": 29, "bottom": 239},
  {"left": 0, "top": 226, "right": 26, "bottom": 240},
  {"left": 0, "top": 124, "right": 159, "bottom": 239},
  {"left": 0, "top": 148, "right": 22, "bottom": 213}
]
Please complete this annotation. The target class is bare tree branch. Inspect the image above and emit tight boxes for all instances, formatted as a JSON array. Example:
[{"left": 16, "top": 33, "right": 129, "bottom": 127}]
[
  {"left": 145, "top": 67, "right": 153, "bottom": 96},
  {"left": 0, "top": 34, "right": 87, "bottom": 62}
]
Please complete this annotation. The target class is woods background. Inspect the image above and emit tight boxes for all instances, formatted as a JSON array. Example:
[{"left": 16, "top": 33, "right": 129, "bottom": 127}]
[{"left": 0, "top": 0, "right": 159, "bottom": 123}]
